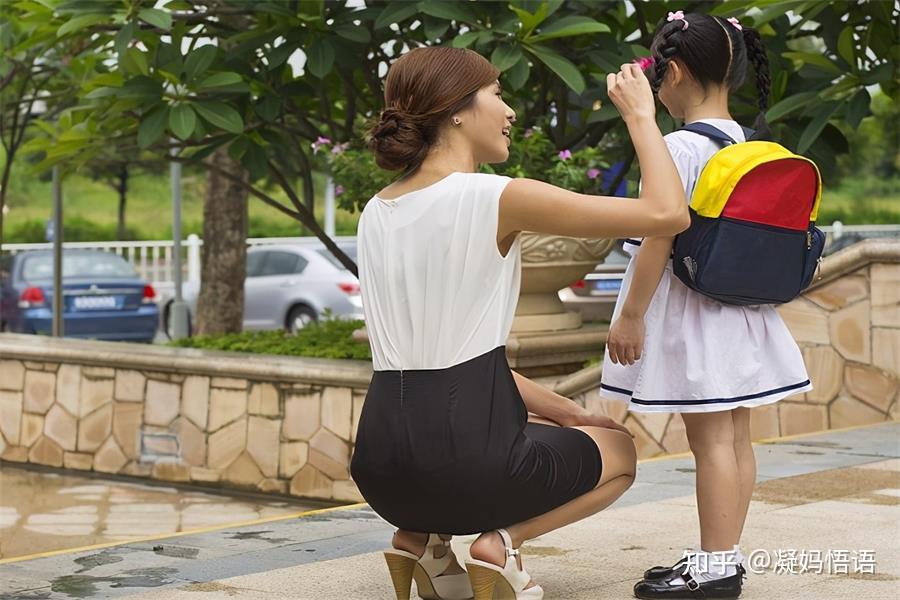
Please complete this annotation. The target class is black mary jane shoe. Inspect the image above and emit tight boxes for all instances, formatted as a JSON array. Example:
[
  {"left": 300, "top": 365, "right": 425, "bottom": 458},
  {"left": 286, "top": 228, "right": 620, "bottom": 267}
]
[
  {"left": 645, "top": 559, "right": 746, "bottom": 581},
  {"left": 633, "top": 570, "right": 743, "bottom": 600},
  {"left": 644, "top": 556, "right": 689, "bottom": 580}
]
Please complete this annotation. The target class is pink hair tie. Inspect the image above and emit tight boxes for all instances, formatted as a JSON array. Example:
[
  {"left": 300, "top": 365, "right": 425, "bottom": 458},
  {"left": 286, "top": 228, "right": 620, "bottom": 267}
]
[
  {"left": 634, "top": 56, "right": 656, "bottom": 71},
  {"left": 667, "top": 10, "right": 689, "bottom": 31},
  {"left": 727, "top": 17, "right": 742, "bottom": 31}
]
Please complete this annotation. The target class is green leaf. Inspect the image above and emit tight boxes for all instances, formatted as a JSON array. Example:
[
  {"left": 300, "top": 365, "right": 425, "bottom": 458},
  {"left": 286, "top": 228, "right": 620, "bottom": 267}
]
[
  {"left": 766, "top": 91, "right": 817, "bottom": 122},
  {"left": 193, "top": 100, "right": 244, "bottom": 133},
  {"left": 451, "top": 31, "right": 480, "bottom": 48},
  {"left": 491, "top": 44, "right": 523, "bottom": 72},
  {"left": 526, "top": 45, "right": 585, "bottom": 94},
  {"left": 587, "top": 102, "right": 620, "bottom": 123},
  {"left": 844, "top": 88, "right": 870, "bottom": 129},
  {"left": 510, "top": 3, "right": 549, "bottom": 38},
  {"left": 228, "top": 136, "right": 249, "bottom": 161},
  {"left": 423, "top": 16, "right": 449, "bottom": 40},
  {"left": 163, "top": 0, "right": 193, "bottom": 9},
  {"left": 837, "top": 26, "right": 855, "bottom": 67},
  {"left": 306, "top": 39, "right": 334, "bottom": 78},
  {"left": 137, "top": 105, "right": 169, "bottom": 148},
  {"left": 797, "top": 103, "right": 839, "bottom": 154},
  {"left": 782, "top": 51, "right": 841, "bottom": 75},
  {"left": 255, "top": 94, "right": 280, "bottom": 122},
  {"left": 114, "top": 21, "right": 134, "bottom": 56},
  {"left": 242, "top": 141, "right": 269, "bottom": 181},
  {"left": 374, "top": 2, "right": 420, "bottom": 29},
  {"left": 84, "top": 86, "right": 120, "bottom": 99},
  {"left": 198, "top": 72, "right": 243, "bottom": 90},
  {"left": 184, "top": 45, "right": 218, "bottom": 81},
  {"left": 505, "top": 56, "right": 530, "bottom": 90},
  {"left": 334, "top": 24, "right": 370, "bottom": 44},
  {"left": 118, "top": 76, "right": 162, "bottom": 99},
  {"left": 122, "top": 47, "right": 150, "bottom": 76},
  {"left": 528, "top": 16, "right": 609, "bottom": 43},
  {"left": 138, "top": 8, "right": 172, "bottom": 31},
  {"left": 419, "top": 0, "right": 476, "bottom": 23},
  {"left": 169, "top": 103, "right": 197, "bottom": 140},
  {"left": 57, "top": 14, "right": 107, "bottom": 37}
]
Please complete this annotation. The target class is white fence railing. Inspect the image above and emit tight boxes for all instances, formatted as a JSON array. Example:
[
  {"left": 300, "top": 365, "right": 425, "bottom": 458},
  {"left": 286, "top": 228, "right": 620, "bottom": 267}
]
[
  {"left": 1, "top": 224, "right": 896, "bottom": 288},
  {"left": 0, "top": 234, "right": 357, "bottom": 286}
]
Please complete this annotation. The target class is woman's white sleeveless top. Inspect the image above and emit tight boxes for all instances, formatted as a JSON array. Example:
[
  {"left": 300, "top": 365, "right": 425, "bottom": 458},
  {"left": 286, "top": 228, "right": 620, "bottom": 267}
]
[{"left": 357, "top": 172, "right": 520, "bottom": 371}]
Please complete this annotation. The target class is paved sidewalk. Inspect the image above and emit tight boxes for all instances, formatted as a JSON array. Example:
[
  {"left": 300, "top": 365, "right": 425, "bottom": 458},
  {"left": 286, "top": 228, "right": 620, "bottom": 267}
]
[{"left": 2, "top": 422, "right": 898, "bottom": 599}]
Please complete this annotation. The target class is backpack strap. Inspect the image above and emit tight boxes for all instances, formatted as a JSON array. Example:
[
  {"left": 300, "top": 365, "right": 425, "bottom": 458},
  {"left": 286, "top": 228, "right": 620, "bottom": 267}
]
[{"left": 678, "top": 122, "right": 756, "bottom": 146}]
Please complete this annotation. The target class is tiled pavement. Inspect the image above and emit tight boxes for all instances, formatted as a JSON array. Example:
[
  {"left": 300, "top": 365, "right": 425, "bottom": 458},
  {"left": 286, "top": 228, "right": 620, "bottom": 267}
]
[{"left": 1, "top": 422, "right": 898, "bottom": 600}]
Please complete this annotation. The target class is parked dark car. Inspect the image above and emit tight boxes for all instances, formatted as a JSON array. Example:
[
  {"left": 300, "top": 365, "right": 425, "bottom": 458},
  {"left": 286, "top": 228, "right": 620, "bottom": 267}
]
[{"left": 0, "top": 250, "right": 158, "bottom": 342}]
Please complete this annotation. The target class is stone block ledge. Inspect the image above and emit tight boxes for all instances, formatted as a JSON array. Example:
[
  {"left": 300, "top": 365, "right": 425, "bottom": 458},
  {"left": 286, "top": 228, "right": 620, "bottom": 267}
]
[{"left": 0, "top": 333, "right": 373, "bottom": 388}]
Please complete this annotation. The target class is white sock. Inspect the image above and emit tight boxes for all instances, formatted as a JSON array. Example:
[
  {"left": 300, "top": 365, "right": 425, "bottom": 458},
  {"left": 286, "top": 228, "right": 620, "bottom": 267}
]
[{"left": 667, "top": 550, "right": 738, "bottom": 586}]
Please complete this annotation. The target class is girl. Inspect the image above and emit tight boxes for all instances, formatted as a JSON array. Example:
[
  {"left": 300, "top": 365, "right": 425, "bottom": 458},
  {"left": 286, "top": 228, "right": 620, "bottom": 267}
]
[
  {"left": 350, "top": 46, "right": 689, "bottom": 600},
  {"left": 600, "top": 12, "right": 812, "bottom": 600}
]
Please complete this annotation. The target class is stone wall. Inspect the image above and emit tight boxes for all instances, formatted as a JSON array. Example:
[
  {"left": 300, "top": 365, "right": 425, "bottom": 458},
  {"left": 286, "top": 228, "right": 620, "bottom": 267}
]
[
  {"left": 559, "top": 240, "right": 900, "bottom": 459},
  {"left": 0, "top": 337, "right": 371, "bottom": 503},
  {"left": 1, "top": 240, "right": 897, "bottom": 498}
]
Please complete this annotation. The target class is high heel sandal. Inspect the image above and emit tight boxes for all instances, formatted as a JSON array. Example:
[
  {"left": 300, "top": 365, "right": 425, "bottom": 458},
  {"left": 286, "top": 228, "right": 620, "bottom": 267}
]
[
  {"left": 464, "top": 529, "right": 544, "bottom": 600},
  {"left": 383, "top": 534, "right": 473, "bottom": 600}
]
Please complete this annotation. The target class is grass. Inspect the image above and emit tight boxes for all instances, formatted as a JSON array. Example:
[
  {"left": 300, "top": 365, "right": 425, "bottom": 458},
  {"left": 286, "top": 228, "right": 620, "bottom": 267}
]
[
  {"left": 169, "top": 318, "right": 371, "bottom": 360},
  {"left": 3, "top": 162, "right": 362, "bottom": 243},
  {"left": 3, "top": 160, "right": 897, "bottom": 244}
]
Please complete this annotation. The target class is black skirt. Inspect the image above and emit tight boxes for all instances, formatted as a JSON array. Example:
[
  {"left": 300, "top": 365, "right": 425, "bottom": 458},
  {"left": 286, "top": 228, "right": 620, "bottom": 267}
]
[{"left": 350, "top": 346, "right": 602, "bottom": 535}]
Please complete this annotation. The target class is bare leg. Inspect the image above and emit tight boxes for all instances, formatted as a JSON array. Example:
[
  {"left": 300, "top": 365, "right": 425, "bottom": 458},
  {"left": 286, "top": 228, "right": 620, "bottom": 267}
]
[
  {"left": 682, "top": 411, "right": 741, "bottom": 551},
  {"left": 469, "top": 426, "right": 637, "bottom": 580},
  {"left": 731, "top": 408, "right": 756, "bottom": 542}
]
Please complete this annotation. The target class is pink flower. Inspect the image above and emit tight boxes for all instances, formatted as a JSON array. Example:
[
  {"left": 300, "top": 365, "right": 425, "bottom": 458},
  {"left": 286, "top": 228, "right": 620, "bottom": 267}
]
[
  {"left": 558, "top": 149, "right": 572, "bottom": 161},
  {"left": 310, "top": 136, "right": 332, "bottom": 154},
  {"left": 523, "top": 128, "right": 534, "bottom": 139},
  {"left": 335, "top": 185, "right": 344, "bottom": 196},
  {"left": 331, "top": 142, "right": 350, "bottom": 155},
  {"left": 587, "top": 168, "right": 601, "bottom": 180}
]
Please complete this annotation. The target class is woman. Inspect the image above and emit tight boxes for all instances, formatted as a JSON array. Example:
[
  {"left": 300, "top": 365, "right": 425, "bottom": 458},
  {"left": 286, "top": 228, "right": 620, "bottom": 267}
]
[{"left": 350, "top": 46, "right": 689, "bottom": 600}]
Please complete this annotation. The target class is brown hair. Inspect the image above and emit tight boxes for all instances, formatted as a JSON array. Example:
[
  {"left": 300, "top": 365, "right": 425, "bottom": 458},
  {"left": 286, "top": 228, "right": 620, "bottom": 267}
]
[{"left": 368, "top": 46, "right": 500, "bottom": 173}]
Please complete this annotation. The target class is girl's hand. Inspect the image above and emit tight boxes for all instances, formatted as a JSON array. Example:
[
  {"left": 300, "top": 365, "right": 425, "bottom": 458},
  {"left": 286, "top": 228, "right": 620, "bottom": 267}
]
[
  {"left": 607, "top": 313, "right": 645, "bottom": 365},
  {"left": 564, "top": 410, "right": 634, "bottom": 437},
  {"left": 607, "top": 63, "right": 655, "bottom": 122}
]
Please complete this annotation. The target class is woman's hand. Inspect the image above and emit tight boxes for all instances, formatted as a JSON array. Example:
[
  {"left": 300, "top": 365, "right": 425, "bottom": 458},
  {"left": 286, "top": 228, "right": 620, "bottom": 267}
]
[
  {"left": 607, "top": 63, "right": 655, "bottom": 123},
  {"left": 607, "top": 313, "right": 645, "bottom": 365},
  {"left": 563, "top": 409, "right": 634, "bottom": 437}
]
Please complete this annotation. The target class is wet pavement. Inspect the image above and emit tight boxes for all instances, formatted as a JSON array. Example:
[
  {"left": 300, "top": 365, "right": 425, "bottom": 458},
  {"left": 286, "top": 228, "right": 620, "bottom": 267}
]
[
  {"left": 0, "top": 422, "right": 897, "bottom": 599},
  {"left": 0, "top": 467, "right": 335, "bottom": 561}
]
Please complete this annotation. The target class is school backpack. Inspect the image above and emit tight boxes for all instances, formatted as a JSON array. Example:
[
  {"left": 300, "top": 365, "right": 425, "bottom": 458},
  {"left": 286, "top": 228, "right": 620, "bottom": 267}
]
[{"left": 672, "top": 122, "right": 826, "bottom": 306}]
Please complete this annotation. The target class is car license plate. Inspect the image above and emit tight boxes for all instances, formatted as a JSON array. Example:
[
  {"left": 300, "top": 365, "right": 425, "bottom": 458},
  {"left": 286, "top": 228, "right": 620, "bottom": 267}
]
[
  {"left": 73, "top": 295, "right": 118, "bottom": 310},
  {"left": 592, "top": 279, "right": 622, "bottom": 293}
]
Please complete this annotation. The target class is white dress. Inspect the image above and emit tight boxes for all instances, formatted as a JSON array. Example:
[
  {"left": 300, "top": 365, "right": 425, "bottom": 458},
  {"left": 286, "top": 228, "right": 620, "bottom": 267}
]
[{"left": 600, "top": 118, "right": 812, "bottom": 413}]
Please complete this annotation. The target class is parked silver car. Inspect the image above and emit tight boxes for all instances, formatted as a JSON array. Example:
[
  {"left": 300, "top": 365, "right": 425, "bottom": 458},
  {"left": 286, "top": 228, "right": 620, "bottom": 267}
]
[{"left": 163, "top": 243, "right": 362, "bottom": 336}]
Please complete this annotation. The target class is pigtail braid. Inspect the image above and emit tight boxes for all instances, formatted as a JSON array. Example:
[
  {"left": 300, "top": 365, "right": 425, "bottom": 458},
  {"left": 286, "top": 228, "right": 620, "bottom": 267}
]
[
  {"left": 651, "top": 27, "right": 685, "bottom": 94},
  {"left": 742, "top": 27, "right": 772, "bottom": 139}
]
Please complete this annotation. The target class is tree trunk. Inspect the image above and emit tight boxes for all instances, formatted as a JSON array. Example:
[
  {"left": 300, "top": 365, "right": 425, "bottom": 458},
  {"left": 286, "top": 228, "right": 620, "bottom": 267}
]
[
  {"left": 195, "top": 147, "right": 248, "bottom": 335},
  {"left": 116, "top": 164, "right": 128, "bottom": 240}
]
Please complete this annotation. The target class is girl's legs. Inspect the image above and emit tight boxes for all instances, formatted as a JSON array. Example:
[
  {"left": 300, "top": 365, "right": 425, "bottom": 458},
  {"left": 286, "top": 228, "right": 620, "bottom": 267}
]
[
  {"left": 731, "top": 407, "right": 756, "bottom": 541},
  {"left": 681, "top": 411, "right": 741, "bottom": 551},
  {"left": 468, "top": 425, "right": 637, "bottom": 577}
]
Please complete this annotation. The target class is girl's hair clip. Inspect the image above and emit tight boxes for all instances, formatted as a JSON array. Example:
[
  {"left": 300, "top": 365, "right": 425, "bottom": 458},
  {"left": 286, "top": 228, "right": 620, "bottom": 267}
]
[
  {"left": 634, "top": 56, "right": 656, "bottom": 71},
  {"left": 667, "top": 10, "right": 689, "bottom": 31},
  {"left": 727, "top": 17, "right": 743, "bottom": 31}
]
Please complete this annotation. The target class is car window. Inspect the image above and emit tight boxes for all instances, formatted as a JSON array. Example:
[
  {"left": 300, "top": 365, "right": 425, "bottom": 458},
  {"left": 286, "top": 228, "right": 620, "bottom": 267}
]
[
  {"left": 22, "top": 253, "right": 137, "bottom": 280},
  {"left": 246, "top": 252, "right": 265, "bottom": 277},
  {"left": 316, "top": 246, "right": 357, "bottom": 270},
  {"left": 259, "top": 251, "right": 303, "bottom": 276}
]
